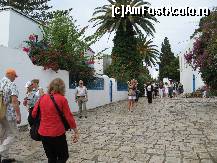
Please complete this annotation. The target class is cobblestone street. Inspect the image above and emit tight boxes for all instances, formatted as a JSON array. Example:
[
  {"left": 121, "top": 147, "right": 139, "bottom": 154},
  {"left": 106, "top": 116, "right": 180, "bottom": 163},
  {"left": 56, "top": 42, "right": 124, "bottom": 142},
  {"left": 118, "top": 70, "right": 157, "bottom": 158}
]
[{"left": 10, "top": 97, "right": 217, "bottom": 163}]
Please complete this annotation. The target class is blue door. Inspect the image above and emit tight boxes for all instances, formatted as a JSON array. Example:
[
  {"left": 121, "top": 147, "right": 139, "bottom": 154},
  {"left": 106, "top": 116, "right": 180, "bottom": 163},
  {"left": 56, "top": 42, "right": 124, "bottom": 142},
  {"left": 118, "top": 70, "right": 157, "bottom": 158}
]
[
  {"left": 109, "top": 80, "right": 113, "bottom": 102},
  {"left": 193, "top": 74, "right": 196, "bottom": 92}
]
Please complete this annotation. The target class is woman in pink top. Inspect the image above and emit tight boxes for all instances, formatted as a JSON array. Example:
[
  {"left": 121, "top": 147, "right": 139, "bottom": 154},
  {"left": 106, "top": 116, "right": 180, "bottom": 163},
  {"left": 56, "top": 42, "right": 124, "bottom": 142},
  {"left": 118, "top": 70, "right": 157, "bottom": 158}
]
[{"left": 32, "top": 78, "right": 79, "bottom": 163}]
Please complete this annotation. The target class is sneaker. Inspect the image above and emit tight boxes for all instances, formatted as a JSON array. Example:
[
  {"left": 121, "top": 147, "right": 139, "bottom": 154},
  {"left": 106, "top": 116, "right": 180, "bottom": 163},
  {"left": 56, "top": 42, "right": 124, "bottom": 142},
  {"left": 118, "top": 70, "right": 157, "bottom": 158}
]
[{"left": 2, "top": 158, "right": 16, "bottom": 163}]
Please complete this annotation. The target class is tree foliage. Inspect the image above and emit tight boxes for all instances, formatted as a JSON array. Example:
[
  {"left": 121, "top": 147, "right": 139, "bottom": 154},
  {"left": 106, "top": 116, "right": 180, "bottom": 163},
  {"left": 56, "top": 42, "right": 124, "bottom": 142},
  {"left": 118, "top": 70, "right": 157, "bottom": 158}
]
[
  {"left": 137, "top": 35, "right": 159, "bottom": 67},
  {"left": 90, "top": 0, "right": 158, "bottom": 37},
  {"left": 159, "top": 37, "right": 180, "bottom": 81},
  {"left": 0, "top": 0, "right": 52, "bottom": 21},
  {"left": 91, "top": 0, "right": 158, "bottom": 82},
  {"left": 107, "top": 23, "right": 143, "bottom": 81},
  {"left": 23, "top": 11, "right": 98, "bottom": 82}
]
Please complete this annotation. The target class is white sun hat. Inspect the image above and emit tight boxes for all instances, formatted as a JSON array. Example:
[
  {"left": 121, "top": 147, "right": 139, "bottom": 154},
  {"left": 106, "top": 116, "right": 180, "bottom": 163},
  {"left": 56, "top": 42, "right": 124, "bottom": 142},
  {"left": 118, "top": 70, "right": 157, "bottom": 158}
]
[{"left": 25, "top": 81, "right": 32, "bottom": 88}]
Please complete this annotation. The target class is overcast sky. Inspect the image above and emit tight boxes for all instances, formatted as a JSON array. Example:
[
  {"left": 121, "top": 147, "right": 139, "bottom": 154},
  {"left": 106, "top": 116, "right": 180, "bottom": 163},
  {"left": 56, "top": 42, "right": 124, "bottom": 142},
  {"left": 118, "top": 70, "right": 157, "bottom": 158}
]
[{"left": 49, "top": 0, "right": 217, "bottom": 78}]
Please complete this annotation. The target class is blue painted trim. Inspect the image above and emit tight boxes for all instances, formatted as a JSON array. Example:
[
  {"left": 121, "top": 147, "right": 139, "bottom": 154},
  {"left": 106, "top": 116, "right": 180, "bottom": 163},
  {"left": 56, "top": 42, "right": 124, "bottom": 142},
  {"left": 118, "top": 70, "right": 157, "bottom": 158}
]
[
  {"left": 109, "top": 80, "right": 113, "bottom": 102},
  {"left": 193, "top": 74, "right": 196, "bottom": 92}
]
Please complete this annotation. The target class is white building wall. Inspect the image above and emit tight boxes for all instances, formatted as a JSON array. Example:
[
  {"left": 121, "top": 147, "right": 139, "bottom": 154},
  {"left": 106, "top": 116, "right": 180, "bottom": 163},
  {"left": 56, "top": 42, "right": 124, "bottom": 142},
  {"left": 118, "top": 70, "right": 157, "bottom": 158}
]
[
  {"left": 179, "top": 36, "right": 204, "bottom": 93},
  {"left": 0, "top": 10, "right": 10, "bottom": 47},
  {"left": 94, "top": 58, "right": 104, "bottom": 75},
  {"left": 0, "top": 46, "right": 128, "bottom": 125},
  {"left": 8, "top": 9, "right": 43, "bottom": 49}
]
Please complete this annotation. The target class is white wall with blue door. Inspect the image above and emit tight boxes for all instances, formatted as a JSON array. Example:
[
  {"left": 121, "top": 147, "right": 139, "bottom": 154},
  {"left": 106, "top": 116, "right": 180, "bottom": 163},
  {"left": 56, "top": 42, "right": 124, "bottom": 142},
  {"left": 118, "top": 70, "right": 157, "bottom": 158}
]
[{"left": 179, "top": 34, "right": 204, "bottom": 93}]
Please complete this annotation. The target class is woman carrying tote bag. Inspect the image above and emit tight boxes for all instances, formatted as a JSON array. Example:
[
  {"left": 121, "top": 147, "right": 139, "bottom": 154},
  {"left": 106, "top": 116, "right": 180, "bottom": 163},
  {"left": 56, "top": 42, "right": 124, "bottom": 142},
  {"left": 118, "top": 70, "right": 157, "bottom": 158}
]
[{"left": 32, "top": 78, "right": 79, "bottom": 163}]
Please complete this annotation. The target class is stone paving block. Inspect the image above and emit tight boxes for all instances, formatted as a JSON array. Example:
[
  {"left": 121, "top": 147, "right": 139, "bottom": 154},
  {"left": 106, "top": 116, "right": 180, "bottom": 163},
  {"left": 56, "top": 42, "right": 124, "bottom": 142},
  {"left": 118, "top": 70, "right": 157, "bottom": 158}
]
[
  {"left": 102, "top": 144, "right": 120, "bottom": 150},
  {"left": 154, "top": 144, "right": 165, "bottom": 150},
  {"left": 197, "top": 152, "right": 210, "bottom": 159},
  {"left": 118, "top": 152, "right": 136, "bottom": 160},
  {"left": 182, "top": 151, "right": 198, "bottom": 159},
  {"left": 193, "top": 147, "right": 207, "bottom": 153},
  {"left": 119, "top": 146, "right": 133, "bottom": 152},
  {"left": 183, "top": 159, "right": 200, "bottom": 163},
  {"left": 80, "top": 152, "right": 95, "bottom": 160},
  {"left": 133, "top": 153, "right": 150, "bottom": 162},
  {"left": 149, "top": 155, "right": 164, "bottom": 163},
  {"left": 209, "top": 151, "right": 217, "bottom": 160},
  {"left": 146, "top": 148, "right": 164, "bottom": 155},
  {"left": 166, "top": 150, "right": 181, "bottom": 157},
  {"left": 68, "top": 157, "right": 83, "bottom": 163},
  {"left": 98, "top": 155, "right": 120, "bottom": 162},
  {"left": 201, "top": 159, "right": 213, "bottom": 163},
  {"left": 134, "top": 144, "right": 148, "bottom": 153},
  {"left": 105, "top": 150, "right": 121, "bottom": 158},
  {"left": 166, "top": 145, "right": 180, "bottom": 151},
  {"left": 165, "top": 157, "right": 181, "bottom": 163},
  {"left": 120, "top": 158, "right": 144, "bottom": 163}
]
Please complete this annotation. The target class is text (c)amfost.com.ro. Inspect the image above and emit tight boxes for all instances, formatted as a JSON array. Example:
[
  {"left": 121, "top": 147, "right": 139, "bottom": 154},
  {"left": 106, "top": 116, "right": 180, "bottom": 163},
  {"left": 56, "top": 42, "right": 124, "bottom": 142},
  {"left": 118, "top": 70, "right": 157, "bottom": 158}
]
[{"left": 111, "top": 5, "right": 211, "bottom": 17}]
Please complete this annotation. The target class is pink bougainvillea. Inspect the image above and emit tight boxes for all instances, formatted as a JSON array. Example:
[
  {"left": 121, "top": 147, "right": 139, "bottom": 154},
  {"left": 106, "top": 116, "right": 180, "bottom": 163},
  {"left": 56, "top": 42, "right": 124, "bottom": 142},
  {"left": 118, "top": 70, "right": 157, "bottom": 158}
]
[
  {"left": 184, "top": 51, "right": 193, "bottom": 64},
  {"left": 28, "top": 34, "right": 36, "bottom": 41},
  {"left": 184, "top": 37, "right": 209, "bottom": 70},
  {"left": 23, "top": 47, "right": 30, "bottom": 53},
  {"left": 86, "top": 60, "right": 95, "bottom": 64}
]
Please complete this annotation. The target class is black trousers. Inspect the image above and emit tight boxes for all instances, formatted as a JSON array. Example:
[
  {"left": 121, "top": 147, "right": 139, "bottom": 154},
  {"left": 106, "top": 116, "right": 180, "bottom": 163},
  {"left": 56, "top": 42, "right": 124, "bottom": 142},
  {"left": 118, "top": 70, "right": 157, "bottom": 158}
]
[
  {"left": 147, "top": 91, "right": 152, "bottom": 103},
  {"left": 41, "top": 134, "right": 69, "bottom": 163},
  {"left": 28, "top": 107, "right": 34, "bottom": 126},
  {"left": 169, "top": 88, "right": 173, "bottom": 98}
]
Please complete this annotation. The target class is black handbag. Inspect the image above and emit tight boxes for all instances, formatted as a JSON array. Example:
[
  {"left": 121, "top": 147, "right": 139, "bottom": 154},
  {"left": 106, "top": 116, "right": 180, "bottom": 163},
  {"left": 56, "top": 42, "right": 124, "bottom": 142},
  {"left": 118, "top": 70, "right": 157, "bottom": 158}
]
[
  {"left": 50, "top": 95, "right": 70, "bottom": 131},
  {"left": 29, "top": 102, "right": 41, "bottom": 141}
]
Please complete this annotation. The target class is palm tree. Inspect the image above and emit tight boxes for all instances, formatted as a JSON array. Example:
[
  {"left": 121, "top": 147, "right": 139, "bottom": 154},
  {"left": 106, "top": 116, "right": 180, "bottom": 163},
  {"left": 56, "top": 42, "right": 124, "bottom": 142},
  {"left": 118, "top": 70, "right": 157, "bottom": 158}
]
[
  {"left": 90, "top": 0, "right": 158, "bottom": 37},
  {"left": 90, "top": 0, "right": 158, "bottom": 81},
  {"left": 137, "top": 36, "right": 159, "bottom": 67}
]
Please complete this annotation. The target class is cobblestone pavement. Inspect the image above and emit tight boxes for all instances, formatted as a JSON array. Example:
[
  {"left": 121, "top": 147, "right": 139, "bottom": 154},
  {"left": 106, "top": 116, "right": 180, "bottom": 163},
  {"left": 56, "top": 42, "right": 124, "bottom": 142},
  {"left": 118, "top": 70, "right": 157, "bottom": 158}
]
[{"left": 9, "top": 97, "right": 217, "bottom": 163}]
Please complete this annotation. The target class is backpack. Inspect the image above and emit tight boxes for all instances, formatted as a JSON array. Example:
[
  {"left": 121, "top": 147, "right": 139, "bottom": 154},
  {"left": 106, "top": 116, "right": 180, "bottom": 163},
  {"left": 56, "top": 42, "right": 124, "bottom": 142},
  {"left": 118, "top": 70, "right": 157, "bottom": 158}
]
[{"left": 0, "top": 90, "right": 7, "bottom": 121}]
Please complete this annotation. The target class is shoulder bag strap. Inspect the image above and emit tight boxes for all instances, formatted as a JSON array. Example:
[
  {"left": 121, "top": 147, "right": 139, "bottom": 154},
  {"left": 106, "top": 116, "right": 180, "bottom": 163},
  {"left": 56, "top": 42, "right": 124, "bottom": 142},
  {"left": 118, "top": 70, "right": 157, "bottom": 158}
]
[
  {"left": 50, "top": 95, "right": 66, "bottom": 121},
  {"left": 50, "top": 95, "right": 71, "bottom": 130}
]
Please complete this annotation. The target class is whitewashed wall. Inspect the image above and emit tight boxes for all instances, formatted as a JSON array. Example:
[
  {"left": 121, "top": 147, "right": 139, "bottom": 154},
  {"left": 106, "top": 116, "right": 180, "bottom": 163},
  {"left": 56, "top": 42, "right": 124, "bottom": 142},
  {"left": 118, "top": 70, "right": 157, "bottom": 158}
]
[
  {"left": 0, "top": 46, "right": 128, "bottom": 125},
  {"left": 0, "top": 10, "right": 10, "bottom": 47},
  {"left": 179, "top": 35, "right": 204, "bottom": 93},
  {"left": 8, "top": 9, "right": 43, "bottom": 49},
  {"left": 94, "top": 57, "right": 104, "bottom": 75},
  {"left": 0, "top": 8, "right": 43, "bottom": 49}
]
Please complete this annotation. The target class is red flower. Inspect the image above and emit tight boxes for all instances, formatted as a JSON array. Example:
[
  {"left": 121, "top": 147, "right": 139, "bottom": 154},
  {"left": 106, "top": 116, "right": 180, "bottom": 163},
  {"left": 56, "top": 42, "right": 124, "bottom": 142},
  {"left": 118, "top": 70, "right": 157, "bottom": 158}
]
[
  {"left": 23, "top": 47, "right": 30, "bottom": 53},
  {"left": 86, "top": 60, "right": 95, "bottom": 64},
  {"left": 29, "top": 35, "right": 35, "bottom": 41}
]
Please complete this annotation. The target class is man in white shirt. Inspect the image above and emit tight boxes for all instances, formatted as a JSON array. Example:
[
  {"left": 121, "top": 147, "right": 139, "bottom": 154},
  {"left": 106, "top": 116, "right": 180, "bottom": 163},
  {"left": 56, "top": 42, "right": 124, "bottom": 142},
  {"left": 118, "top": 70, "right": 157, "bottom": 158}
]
[
  {"left": 0, "top": 68, "right": 21, "bottom": 162},
  {"left": 75, "top": 80, "right": 88, "bottom": 118}
]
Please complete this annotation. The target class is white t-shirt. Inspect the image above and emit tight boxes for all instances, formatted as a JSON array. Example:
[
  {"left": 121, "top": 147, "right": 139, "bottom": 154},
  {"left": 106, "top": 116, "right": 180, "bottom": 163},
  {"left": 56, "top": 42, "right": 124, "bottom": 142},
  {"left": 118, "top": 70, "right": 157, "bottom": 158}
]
[
  {"left": 76, "top": 86, "right": 87, "bottom": 96},
  {"left": 147, "top": 85, "right": 152, "bottom": 91}
]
